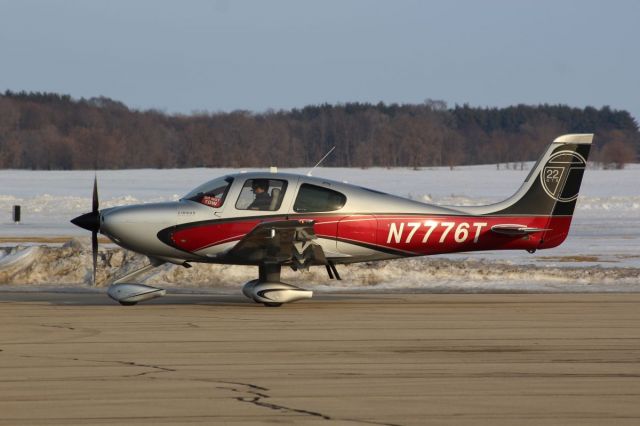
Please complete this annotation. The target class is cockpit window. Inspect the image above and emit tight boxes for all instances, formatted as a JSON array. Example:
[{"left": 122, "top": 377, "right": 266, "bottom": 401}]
[
  {"left": 236, "top": 179, "right": 288, "bottom": 211},
  {"left": 182, "top": 176, "right": 233, "bottom": 208},
  {"left": 293, "top": 184, "right": 346, "bottom": 212}
]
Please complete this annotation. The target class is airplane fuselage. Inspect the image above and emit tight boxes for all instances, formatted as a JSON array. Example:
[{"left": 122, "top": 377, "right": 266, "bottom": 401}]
[{"left": 99, "top": 172, "right": 572, "bottom": 266}]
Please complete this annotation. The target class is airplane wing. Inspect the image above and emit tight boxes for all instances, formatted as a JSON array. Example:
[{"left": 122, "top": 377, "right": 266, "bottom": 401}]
[{"left": 223, "top": 219, "right": 327, "bottom": 268}]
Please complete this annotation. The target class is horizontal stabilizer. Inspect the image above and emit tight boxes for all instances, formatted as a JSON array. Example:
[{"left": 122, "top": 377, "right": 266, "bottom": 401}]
[{"left": 491, "top": 224, "right": 551, "bottom": 236}]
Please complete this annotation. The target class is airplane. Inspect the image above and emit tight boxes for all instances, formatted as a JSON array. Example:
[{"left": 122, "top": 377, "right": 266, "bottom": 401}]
[{"left": 71, "top": 133, "right": 593, "bottom": 306}]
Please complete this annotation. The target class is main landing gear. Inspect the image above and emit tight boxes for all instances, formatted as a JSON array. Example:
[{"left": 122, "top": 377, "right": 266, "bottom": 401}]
[{"left": 242, "top": 263, "right": 313, "bottom": 307}]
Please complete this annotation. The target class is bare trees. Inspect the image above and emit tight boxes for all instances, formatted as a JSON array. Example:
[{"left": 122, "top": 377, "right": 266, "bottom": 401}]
[
  {"left": 0, "top": 91, "right": 638, "bottom": 170},
  {"left": 598, "top": 131, "right": 636, "bottom": 169}
]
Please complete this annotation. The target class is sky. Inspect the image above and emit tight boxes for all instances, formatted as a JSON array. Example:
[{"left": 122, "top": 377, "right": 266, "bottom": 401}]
[{"left": 1, "top": 0, "right": 639, "bottom": 120}]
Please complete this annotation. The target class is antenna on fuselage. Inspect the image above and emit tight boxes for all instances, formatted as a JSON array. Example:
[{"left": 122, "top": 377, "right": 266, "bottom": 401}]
[{"left": 307, "top": 146, "right": 335, "bottom": 176}]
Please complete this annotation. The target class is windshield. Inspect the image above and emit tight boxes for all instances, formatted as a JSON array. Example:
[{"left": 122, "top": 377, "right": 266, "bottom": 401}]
[{"left": 182, "top": 176, "right": 234, "bottom": 208}]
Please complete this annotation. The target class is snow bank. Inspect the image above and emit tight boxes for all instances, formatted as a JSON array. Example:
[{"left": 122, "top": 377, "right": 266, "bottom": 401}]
[{"left": 1, "top": 239, "right": 639, "bottom": 293}]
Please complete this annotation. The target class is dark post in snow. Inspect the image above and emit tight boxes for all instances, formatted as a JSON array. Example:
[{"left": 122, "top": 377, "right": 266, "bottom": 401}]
[{"left": 13, "top": 205, "right": 21, "bottom": 223}]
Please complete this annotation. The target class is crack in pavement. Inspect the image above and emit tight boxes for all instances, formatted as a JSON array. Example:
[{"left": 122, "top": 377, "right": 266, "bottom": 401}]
[
  {"left": 40, "top": 324, "right": 76, "bottom": 331},
  {"left": 108, "top": 360, "right": 176, "bottom": 377},
  {"left": 18, "top": 353, "right": 176, "bottom": 378},
  {"left": 70, "top": 357, "right": 177, "bottom": 378},
  {"left": 218, "top": 381, "right": 331, "bottom": 420},
  {"left": 217, "top": 381, "right": 404, "bottom": 426},
  {"left": 12, "top": 355, "right": 401, "bottom": 425}
]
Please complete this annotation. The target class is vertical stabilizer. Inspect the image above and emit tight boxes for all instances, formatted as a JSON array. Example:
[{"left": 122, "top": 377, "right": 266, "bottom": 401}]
[{"left": 479, "top": 134, "right": 593, "bottom": 216}]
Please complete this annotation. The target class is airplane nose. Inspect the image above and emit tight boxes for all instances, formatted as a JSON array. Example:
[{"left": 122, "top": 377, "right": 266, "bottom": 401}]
[
  {"left": 98, "top": 203, "right": 178, "bottom": 251},
  {"left": 71, "top": 211, "right": 100, "bottom": 232},
  {"left": 99, "top": 207, "right": 134, "bottom": 241}
]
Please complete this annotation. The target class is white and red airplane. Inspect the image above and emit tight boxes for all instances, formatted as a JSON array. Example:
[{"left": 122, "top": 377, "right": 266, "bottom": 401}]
[{"left": 72, "top": 134, "right": 592, "bottom": 306}]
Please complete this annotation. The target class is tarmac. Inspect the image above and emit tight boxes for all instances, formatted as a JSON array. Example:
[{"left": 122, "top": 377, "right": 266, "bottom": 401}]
[{"left": 1, "top": 292, "right": 640, "bottom": 425}]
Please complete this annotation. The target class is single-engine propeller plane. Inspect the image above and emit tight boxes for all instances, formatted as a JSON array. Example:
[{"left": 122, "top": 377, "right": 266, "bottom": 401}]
[{"left": 71, "top": 134, "right": 593, "bottom": 306}]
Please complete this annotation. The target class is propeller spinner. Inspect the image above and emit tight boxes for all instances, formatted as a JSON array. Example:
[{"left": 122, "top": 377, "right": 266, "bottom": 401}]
[{"left": 70, "top": 176, "right": 100, "bottom": 285}]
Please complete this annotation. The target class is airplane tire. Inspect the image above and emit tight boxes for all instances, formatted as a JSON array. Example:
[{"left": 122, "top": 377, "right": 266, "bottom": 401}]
[
  {"left": 263, "top": 302, "right": 282, "bottom": 307},
  {"left": 119, "top": 301, "right": 138, "bottom": 306}
]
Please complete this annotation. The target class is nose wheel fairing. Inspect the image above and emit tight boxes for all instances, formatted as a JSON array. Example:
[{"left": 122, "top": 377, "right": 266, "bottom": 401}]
[
  {"left": 106, "top": 263, "right": 167, "bottom": 306},
  {"left": 107, "top": 284, "right": 166, "bottom": 305}
]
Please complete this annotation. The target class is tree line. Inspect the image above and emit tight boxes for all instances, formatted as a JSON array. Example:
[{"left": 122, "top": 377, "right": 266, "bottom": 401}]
[{"left": 0, "top": 91, "right": 637, "bottom": 170}]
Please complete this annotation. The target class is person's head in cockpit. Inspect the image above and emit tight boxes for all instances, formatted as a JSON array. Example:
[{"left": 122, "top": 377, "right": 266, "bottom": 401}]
[{"left": 248, "top": 179, "right": 271, "bottom": 210}]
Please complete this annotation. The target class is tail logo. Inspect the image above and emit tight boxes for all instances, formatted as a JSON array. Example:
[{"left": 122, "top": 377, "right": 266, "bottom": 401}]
[{"left": 540, "top": 150, "right": 586, "bottom": 202}]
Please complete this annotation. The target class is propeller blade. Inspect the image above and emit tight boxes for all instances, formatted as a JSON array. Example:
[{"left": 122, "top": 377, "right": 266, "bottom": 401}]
[
  {"left": 92, "top": 230, "right": 98, "bottom": 286},
  {"left": 92, "top": 175, "right": 99, "bottom": 213},
  {"left": 68, "top": 176, "right": 102, "bottom": 285}
]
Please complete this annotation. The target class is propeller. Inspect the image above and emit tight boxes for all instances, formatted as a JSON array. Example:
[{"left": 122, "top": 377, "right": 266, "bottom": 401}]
[{"left": 71, "top": 176, "right": 101, "bottom": 285}]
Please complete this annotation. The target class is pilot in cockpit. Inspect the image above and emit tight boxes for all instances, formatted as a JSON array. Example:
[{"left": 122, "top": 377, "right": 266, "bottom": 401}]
[{"left": 248, "top": 179, "right": 272, "bottom": 210}]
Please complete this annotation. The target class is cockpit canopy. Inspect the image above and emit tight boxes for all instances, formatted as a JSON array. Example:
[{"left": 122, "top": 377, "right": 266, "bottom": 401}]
[
  {"left": 182, "top": 174, "right": 348, "bottom": 213},
  {"left": 182, "top": 176, "right": 233, "bottom": 208}
]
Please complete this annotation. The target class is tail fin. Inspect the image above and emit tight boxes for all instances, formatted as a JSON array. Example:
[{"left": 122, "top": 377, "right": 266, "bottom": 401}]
[{"left": 472, "top": 134, "right": 593, "bottom": 216}]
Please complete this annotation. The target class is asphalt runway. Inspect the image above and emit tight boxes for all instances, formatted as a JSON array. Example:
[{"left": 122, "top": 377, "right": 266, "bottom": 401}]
[{"left": 1, "top": 292, "right": 640, "bottom": 425}]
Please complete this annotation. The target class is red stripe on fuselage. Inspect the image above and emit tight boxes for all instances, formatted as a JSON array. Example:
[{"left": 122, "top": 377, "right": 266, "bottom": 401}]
[
  {"left": 170, "top": 219, "right": 262, "bottom": 252},
  {"left": 167, "top": 214, "right": 573, "bottom": 256},
  {"left": 372, "top": 215, "right": 572, "bottom": 255},
  {"left": 169, "top": 215, "right": 340, "bottom": 253}
]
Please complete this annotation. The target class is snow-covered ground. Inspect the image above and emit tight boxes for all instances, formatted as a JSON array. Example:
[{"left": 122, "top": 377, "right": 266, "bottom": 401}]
[{"left": 1, "top": 164, "right": 639, "bottom": 291}]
